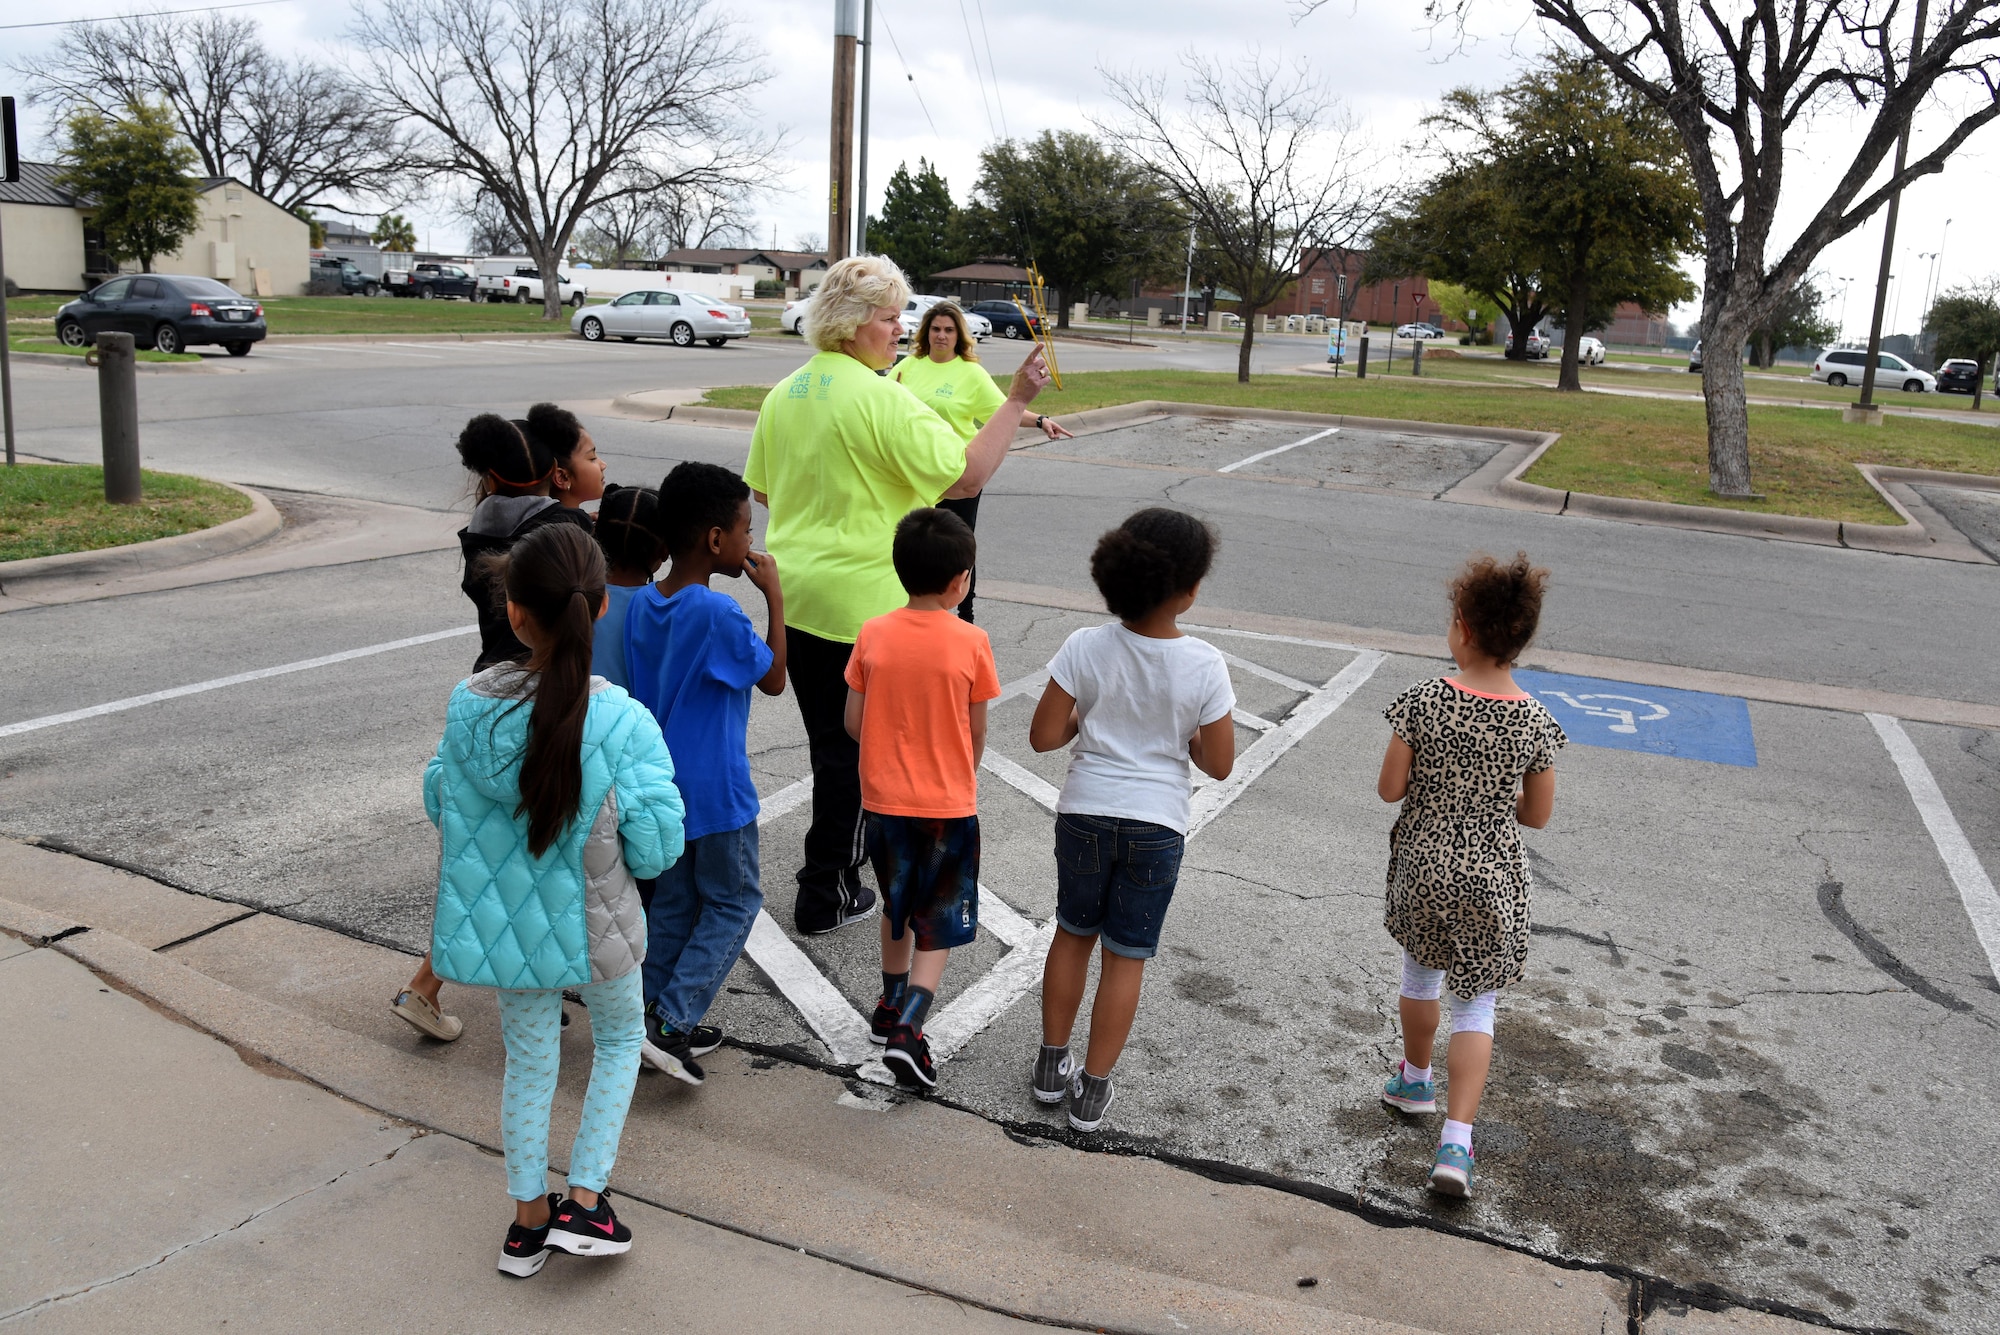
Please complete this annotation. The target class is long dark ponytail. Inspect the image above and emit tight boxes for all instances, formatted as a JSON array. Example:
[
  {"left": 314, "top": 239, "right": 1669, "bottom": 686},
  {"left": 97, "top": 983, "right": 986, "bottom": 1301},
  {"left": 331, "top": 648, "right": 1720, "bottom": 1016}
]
[{"left": 502, "top": 523, "right": 606, "bottom": 857}]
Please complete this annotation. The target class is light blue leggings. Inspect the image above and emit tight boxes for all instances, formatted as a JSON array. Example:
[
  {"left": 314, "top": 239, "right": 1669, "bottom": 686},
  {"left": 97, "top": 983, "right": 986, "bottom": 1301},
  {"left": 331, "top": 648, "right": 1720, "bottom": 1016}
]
[{"left": 495, "top": 969, "right": 644, "bottom": 1202}]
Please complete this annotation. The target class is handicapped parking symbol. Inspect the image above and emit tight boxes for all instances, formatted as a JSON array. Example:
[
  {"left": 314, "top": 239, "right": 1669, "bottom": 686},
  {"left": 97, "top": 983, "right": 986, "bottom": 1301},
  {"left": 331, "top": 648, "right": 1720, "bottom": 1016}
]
[
  {"left": 1516, "top": 670, "right": 1757, "bottom": 767},
  {"left": 1539, "top": 691, "right": 1670, "bottom": 736}
]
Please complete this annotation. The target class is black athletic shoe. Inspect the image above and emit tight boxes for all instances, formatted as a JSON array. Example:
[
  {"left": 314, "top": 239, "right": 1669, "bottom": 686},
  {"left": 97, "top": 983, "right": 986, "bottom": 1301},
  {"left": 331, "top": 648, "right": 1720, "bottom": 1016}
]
[
  {"left": 686, "top": 1024, "right": 724, "bottom": 1057},
  {"left": 799, "top": 872, "right": 878, "bottom": 936},
  {"left": 883, "top": 1025, "right": 937, "bottom": 1090},
  {"left": 497, "top": 1193, "right": 561, "bottom": 1277},
  {"left": 641, "top": 1007, "right": 706, "bottom": 1086},
  {"left": 869, "top": 997, "right": 899, "bottom": 1045},
  {"left": 546, "top": 1191, "right": 632, "bottom": 1257}
]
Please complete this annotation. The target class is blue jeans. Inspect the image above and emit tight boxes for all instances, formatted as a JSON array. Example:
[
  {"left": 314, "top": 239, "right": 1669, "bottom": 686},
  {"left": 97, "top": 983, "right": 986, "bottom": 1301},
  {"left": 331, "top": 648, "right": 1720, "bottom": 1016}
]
[
  {"left": 642, "top": 820, "right": 762, "bottom": 1033},
  {"left": 1053, "top": 813, "right": 1185, "bottom": 960},
  {"left": 496, "top": 968, "right": 643, "bottom": 1201}
]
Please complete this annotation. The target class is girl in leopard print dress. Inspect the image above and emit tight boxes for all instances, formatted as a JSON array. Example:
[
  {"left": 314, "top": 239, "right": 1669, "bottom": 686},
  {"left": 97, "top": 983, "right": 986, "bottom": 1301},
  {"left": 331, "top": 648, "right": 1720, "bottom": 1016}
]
[{"left": 1375, "top": 553, "right": 1565, "bottom": 1198}]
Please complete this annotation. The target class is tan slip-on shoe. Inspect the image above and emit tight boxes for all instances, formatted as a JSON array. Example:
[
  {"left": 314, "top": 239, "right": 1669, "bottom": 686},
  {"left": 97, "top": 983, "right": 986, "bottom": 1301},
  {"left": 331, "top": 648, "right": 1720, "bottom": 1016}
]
[{"left": 391, "top": 989, "right": 464, "bottom": 1041}]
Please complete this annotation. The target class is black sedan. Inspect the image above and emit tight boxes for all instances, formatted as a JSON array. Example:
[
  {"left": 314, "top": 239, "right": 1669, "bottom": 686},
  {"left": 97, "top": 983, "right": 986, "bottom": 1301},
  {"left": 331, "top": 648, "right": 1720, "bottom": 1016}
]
[
  {"left": 55, "top": 275, "right": 267, "bottom": 356},
  {"left": 966, "top": 299, "right": 1044, "bottom": 341},
  {"left": 1937, "top": 358, "right": 1982, "bottom": 394}
]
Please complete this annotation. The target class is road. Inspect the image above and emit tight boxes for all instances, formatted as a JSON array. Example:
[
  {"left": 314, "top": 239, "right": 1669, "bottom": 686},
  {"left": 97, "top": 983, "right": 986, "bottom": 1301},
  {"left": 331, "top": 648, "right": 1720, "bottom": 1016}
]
[{"left": 4, "top": 331, "right": 1997, "bottom": 1333}]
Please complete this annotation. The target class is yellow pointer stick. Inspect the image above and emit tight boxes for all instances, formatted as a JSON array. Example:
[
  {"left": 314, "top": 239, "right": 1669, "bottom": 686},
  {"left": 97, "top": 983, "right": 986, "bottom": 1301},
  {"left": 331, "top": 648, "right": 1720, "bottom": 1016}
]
[{"left": 1021, "top": 264, "right": 1061, "bottom": 390}]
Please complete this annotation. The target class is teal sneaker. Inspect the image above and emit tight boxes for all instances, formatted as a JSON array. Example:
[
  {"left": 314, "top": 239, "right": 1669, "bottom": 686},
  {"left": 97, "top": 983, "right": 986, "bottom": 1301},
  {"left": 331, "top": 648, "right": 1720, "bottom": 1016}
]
[
  {"left": 1429, "top": 1142, "right": 1475, "bottom": 1197},
  {"left": 1381, "top": 1061, "right": 1437, "bottom": 1114}
]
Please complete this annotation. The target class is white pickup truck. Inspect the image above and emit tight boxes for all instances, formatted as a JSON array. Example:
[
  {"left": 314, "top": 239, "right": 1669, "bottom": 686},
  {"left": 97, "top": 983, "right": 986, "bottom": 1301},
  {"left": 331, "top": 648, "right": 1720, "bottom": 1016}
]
[{"left": 476, "top": 260, "right": 586, "bottom": 307}]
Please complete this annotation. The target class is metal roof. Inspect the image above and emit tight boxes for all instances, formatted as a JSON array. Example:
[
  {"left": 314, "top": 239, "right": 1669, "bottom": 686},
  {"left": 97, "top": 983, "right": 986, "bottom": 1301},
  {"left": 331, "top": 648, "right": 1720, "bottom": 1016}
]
[{"left": 0, "top": 161, "right": 85, "bottom": 208}]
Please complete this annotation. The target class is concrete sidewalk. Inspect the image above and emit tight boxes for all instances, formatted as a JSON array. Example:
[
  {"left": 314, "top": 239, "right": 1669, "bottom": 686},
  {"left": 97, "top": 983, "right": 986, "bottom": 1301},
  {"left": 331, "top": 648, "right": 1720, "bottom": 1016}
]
[{"left": 0, "top": 839, "right": 1819, "bottom": 1334}]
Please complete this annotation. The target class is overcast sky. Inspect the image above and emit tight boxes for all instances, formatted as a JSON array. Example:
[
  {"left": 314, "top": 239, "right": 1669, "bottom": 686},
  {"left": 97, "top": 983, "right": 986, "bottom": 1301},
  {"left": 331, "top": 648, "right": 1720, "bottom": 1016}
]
[{"left": 4, "top": 0, "right": 1994, "bottom": 337}]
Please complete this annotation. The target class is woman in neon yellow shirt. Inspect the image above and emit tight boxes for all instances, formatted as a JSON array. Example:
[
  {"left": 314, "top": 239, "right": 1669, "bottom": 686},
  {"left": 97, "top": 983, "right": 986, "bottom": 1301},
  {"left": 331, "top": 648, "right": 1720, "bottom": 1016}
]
[
  {"left": 892, "top": 301, "right": 1072, "bottom": 623},
  {"left": 747, "top": 258, "right": 1048, "bottom": 935}
]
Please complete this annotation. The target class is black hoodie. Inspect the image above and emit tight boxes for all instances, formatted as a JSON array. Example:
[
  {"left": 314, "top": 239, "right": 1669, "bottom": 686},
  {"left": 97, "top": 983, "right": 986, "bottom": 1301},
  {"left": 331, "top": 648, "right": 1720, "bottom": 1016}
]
[{"left": 458, "top": 495, "right": 594, "bottom": 671}]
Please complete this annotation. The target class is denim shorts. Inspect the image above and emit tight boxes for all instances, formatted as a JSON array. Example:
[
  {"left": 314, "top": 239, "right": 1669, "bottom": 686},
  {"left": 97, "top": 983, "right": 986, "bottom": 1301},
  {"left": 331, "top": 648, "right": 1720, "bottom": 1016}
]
[
  {"left": 1053, "top": 813, "right": 1185, "bottom": 960},
  {"left": 865, "top": 812, "right": 980, "bottom": 952}
]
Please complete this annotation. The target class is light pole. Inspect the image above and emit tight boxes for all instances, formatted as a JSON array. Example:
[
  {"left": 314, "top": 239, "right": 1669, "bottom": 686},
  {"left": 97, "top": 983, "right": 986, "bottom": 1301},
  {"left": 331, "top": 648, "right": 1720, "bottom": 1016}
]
[
  {"left": 853, "top": 0, "right": 873, "bottom": 258},
  {"left": 1835, "top": 276, "right": 1853, "bottom": 342},
  {"left": 1854, "top": 0, "right": 1930, "bottom": 419},
  {"left": 1178, "top": 220, "right": 1195, "bottom": 339}
]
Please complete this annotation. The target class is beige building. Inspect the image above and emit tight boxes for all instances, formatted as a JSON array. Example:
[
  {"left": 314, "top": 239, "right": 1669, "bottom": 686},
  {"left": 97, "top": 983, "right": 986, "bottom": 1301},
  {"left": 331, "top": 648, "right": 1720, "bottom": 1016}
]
[{"left": 0, "top": 163, "right": 308, "bottom": 295}]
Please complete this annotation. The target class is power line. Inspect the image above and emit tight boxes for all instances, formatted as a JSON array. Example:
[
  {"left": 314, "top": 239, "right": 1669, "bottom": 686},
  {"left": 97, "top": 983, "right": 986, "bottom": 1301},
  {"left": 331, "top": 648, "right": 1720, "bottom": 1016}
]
[
  {"left": 0, "top": 0, "right": 288, "bottom": 31},
  {"left": 955, "top": 0, "right": 998, "bottom": 140},
  {"left": 972, "top": 0, "right": 1008, "bottom": 139},
  {"left": 877, "top": 7, "right": 939, "bottom": 141}
]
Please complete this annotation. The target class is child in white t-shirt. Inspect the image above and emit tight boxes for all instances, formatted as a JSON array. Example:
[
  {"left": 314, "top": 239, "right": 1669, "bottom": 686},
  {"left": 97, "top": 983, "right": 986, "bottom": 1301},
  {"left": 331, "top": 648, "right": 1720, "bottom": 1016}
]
[{"left": 1027, "top": 507, "right": 1235, "bottom": 1133}]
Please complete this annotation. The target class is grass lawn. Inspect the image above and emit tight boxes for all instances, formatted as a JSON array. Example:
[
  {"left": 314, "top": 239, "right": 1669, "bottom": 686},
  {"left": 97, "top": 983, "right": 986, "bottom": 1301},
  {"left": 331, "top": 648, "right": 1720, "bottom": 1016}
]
[
  {"left": 699, "top": 368, "right": 2000, "bottom": 523},
  {"left": 9, "top": 335, "right": 200, "bottom": 364},
  {"left": 0, "top": 463, "right": 251, "bottom": 562}
]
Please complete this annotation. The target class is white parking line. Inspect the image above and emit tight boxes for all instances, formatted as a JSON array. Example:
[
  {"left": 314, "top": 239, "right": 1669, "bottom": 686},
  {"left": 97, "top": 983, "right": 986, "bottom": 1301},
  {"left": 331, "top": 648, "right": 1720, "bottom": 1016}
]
[
  {"left": 1189, "top": 650, "right": 1386, "bottom": 835},
  {"left": 1868, "top": 714, "right": 2000, "bottom": 978},
  {"left": 1216, "top": 425, "right": 1339, "bottom": 473},
  {"left": 0, "top": 626, "right": 478, "bottom": 740},
  {"left": 1217, "top": 649, "right": 1316, "bottom": 694}
]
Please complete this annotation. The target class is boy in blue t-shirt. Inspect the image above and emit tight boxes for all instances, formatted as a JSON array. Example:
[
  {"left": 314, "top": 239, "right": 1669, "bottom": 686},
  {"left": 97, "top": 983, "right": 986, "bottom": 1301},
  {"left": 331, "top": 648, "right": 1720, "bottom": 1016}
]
[{"left": 624, "top": 462, "right": 787, "bottom": 1085}]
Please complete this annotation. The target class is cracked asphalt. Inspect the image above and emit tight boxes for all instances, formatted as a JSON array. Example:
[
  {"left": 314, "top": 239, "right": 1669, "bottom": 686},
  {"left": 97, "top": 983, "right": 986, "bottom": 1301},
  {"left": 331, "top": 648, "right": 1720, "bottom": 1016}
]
[{"left": 4, "top": 341, "right": 1998, "bottom": 1332}]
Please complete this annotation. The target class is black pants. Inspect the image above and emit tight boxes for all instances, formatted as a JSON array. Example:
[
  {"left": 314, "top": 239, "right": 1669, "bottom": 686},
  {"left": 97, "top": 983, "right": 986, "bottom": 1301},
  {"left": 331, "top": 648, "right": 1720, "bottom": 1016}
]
[
  {"left": 787, "top": 628, "right": 866, "bottom": 929},
  {"left": 937, "top": 493, "right": 979, "bottom": 624}
]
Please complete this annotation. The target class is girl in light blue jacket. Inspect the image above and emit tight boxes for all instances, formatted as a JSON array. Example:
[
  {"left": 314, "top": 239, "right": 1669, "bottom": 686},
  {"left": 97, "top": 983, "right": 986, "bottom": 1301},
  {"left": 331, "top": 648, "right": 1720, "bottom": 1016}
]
[{"left": 425, "top": 523, "right": 684, "bottom": 1278}]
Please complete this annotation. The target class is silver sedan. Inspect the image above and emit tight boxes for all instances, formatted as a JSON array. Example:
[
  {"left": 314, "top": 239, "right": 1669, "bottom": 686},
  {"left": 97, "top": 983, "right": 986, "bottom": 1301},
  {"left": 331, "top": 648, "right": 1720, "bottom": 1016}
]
[{"left": 572, "top": 289, "right": 752, "bottom": 347}]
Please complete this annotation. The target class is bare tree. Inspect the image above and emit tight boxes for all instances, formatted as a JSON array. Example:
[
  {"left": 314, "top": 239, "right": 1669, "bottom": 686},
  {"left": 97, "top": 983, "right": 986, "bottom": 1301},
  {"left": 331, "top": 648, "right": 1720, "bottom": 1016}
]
[
  {"left": 1402, "top": 0, "right": 2000, "bottom": 497},
  {"left": 1100, "top": 51, "right": 1378, "bottom": 381},
  {"left": 463, "top": 189, "right": 524, "bottom": 256},
  {"left": 18, "top": 12, "right": 405, "bottom": 213},
  {"left": 352, "top": 0, "right": 771, "bottom": 321},
  {"left": 577, "top": 173, "right": 756, "bottom": 264}
]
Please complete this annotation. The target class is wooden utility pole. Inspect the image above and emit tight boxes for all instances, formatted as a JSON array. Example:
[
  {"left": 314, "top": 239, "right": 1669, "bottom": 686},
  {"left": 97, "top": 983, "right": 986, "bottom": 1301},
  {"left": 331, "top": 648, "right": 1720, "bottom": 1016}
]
[
  {"left": 1853, "top": 0, "right": 1930, "bottom": 422},
  {"left": 827, "top": 0, "right": 859, "bottom": 263}
]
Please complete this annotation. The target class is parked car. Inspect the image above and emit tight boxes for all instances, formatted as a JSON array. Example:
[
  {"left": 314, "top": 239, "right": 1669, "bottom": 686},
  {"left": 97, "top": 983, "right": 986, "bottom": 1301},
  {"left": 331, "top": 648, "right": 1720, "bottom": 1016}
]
[
  {"left": 965, "top": 299, "right": 1042, "bottom": 340},
  {"left": 1937, "top": 358, "right": 1982, "bottom": 394},
  {"left": 1395, "top": 322, "right": 1446, "bottom": 339},
  {"left": 780, "top": 295, "right": 813, "bottom": 333},
  {"left": 311, "top": 255, "right": 380, "bottom": 297},
  {"left": 55, "top": 274, "right": 265, "bottom": 356},
  {"left": 898, "top": 296, "right": 990, "bottom": 343},
  {"left": 1575, "top": 335, "right": 1606, "bottom": 365},
  {"left": 1515, "top": 331, "right": 1549, "bottom": 359},
  {"left": 385, "top": 262, "right": 478, "bottom": 299},
  {"left": 476, "top": 259, "right": 586, "bottom": 307},
  {"left": 1810, "top": 347, "right": 1934, "bottom": 392},
  {"left": 1688, "top": 340, "right": 1702, "bottom": 371},
  {"left": 572, "top": 289, "right": 750, "bottom": 347}
]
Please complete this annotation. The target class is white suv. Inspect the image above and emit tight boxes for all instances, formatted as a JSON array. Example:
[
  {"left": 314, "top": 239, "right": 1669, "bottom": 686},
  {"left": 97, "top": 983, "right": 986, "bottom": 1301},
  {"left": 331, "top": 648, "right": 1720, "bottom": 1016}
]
[{"left": 1812, "top": 347, "right": 1934, "bottom": 392}]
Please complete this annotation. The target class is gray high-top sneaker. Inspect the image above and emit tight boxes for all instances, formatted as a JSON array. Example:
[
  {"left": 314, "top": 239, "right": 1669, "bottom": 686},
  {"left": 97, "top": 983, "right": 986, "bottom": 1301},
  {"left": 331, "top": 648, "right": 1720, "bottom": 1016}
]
[
  {"left": 1069, "top": 1069, "right": 1116, "bottom": 1133},
  {"left": 1033, "top": 1044, "right": 1075, "bottom": 1104}
]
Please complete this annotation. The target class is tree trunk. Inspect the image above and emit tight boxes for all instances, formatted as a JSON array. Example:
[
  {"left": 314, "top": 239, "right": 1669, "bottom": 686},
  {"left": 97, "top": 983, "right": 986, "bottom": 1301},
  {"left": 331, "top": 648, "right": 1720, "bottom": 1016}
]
[
  {"left": 1055, "top": 289, "right": 1070, "bottom": 330},
  {"left": 537, "top": 240, "right": 565, "bottom": 322},
  {"left": 1976, "top": 354, "right": 1989, "bottom": 412},
  {"left": 1758, "top": 332, "right": 1774, "bottom": 369},
  {"left": 1702, "top": 318, "right": 1755, "bottom": 497},
  {"left": 1557, "top": 264, "right": 1588, "bottom": 392},
  {"left": 1236, "top": 308, "right": 1256, "bottom": 383}
]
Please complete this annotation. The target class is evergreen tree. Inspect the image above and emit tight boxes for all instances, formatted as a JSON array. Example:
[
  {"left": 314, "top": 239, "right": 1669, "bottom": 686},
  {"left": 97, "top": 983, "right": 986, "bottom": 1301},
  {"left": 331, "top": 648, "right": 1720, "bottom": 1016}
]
[
  {"left": 1926, "top": 282, "right": 2000, "bottom": 411},
  {"left": 56, "top": 101, "right": 202, "bottom": 273},
  {"left": 372, "top": 213, "right": 418, "bottom": 252},
  {"left": 866, "top": 159, "right": 960, "bottom": 285}
]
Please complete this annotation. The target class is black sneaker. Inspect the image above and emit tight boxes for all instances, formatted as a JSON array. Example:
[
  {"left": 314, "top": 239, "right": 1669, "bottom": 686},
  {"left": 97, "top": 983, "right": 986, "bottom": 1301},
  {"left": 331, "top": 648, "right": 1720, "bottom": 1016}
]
[
  {"left": 868, "top": 997, "right": 899, "bottom": 1045},
  {"left": 686, "top": 1024, "right": 723, "bottom": 1057},
  {"left": 545, "top": 1191, "right": 632, "bottom": 1257},
  {"left": 497, "top": 1193, "right": 560, "bottom": 1277},
  {"left": 883, "top": 1025, "right": 937, "bottom": 1090},
  {"left": 640, "top": 1008, "right": 706, "bottom": 1086},
  {"left": 799, "top": 872, "right": 878, "bottom": 935}
]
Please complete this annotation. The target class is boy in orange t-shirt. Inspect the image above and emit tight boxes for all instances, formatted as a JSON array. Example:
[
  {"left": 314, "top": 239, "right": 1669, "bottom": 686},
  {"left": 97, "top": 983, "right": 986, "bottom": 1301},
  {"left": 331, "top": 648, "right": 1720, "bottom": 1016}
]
[{"left": 842, "top": 507, "right": 1001, "bottom": 1089}]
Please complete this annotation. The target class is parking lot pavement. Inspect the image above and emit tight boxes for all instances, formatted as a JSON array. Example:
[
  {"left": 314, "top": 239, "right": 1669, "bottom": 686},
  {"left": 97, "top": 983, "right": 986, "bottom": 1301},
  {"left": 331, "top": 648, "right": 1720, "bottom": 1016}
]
[
  {"left": 3, "top": 567, "right": 1997, "bottom": 1333},
  {"left": 1023, "top": 415, "right": 1508, "bottom": 496}
]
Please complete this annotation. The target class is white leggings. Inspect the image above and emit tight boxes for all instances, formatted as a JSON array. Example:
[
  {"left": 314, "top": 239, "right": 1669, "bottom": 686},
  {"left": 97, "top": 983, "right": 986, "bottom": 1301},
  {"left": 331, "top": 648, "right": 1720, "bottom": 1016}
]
[{"left": 1398, "top": 953, "right": 1497, "bottom": 1035}]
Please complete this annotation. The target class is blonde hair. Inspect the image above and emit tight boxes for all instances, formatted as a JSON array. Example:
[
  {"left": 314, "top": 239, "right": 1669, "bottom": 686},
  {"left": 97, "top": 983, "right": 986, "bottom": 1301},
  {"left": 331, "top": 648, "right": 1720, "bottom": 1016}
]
[
  {"left": 804, "top": 255, "right": 911, "bottom": 352},
  {"left": 913, "top": 300, "right": 979, "bottom": 363}
]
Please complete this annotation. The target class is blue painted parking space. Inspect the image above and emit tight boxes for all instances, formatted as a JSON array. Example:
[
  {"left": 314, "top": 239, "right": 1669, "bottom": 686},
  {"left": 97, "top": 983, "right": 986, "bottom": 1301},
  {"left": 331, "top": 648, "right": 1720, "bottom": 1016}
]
[{"left": 1514, "top": 669, "right": 1758, "bottom": 767}]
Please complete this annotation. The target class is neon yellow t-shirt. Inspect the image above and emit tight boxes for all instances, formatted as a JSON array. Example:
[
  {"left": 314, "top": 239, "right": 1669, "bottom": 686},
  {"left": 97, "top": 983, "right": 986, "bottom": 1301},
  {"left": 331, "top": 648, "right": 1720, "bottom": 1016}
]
[
  {"left": 746, "top": 351, "right": 970, "bottom": 643},
  {"left": 890, "top": 353, "right": 1009, "bottom": 443}
]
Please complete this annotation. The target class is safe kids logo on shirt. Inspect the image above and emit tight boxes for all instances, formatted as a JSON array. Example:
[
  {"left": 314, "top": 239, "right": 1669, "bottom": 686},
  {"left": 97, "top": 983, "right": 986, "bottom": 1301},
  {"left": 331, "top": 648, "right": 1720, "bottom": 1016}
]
[{"left": 1515, "top": 669, "right": 1757, "bottom": 767}]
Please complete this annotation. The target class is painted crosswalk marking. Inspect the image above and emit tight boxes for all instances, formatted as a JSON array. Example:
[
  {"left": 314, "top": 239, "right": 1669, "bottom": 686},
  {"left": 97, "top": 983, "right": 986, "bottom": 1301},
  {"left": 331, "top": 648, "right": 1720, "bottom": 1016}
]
[{"left": 741, "top": 640, "right": 1385, "bottom": 1081}]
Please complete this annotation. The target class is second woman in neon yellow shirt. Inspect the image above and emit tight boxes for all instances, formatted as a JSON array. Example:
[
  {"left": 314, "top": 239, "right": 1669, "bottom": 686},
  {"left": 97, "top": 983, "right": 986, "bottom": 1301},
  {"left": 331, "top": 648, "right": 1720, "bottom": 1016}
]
[{"left": 892, "top": 300, "right": 1072, "bottom": 622}]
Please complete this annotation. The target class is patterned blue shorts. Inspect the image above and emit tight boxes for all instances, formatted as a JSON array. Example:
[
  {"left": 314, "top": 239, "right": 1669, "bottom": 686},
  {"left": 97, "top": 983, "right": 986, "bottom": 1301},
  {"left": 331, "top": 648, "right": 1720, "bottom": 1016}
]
[{"left": 865, "top": 812, "right": 980, "bottom": 952}]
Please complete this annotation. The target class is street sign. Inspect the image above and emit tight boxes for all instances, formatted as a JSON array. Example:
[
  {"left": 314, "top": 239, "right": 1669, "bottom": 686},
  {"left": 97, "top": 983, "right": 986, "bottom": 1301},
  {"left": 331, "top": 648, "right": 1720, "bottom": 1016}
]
[{"left": 1516, "top": 669, "right": 1758, "bottom": 766}]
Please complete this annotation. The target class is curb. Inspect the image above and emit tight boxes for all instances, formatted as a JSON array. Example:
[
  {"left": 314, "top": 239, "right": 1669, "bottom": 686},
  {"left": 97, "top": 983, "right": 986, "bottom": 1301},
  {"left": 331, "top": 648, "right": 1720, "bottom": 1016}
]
[
  {"left": 0, "top": 478, "right": 281, "bottom": 590},
  {"left": 262, "top": 330, "right": 573, "bottom": 344},
  {"left": 7, "top": 350, "right": 207, "bottom": 371}
]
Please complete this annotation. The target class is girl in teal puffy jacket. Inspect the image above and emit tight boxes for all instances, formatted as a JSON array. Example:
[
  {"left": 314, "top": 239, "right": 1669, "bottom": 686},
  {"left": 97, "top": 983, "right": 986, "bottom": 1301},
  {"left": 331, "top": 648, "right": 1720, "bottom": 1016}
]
[{"left": 424, "top": 523, "right": 685, "bottom": 1277}]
